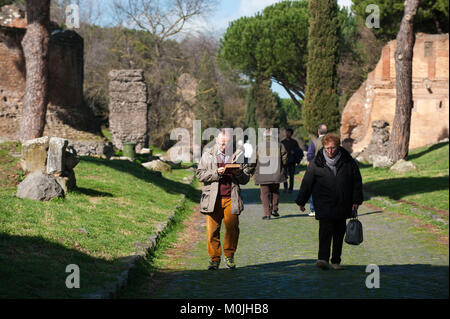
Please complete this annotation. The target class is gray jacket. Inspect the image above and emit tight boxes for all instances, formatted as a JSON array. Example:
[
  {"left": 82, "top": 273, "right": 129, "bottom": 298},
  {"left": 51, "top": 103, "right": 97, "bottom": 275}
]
[
  {"left": 196, "top": 145, "right": 251, "bottom": 215},
  {"left": 254, "top": 137, "right": 288, "bottom": 185}
]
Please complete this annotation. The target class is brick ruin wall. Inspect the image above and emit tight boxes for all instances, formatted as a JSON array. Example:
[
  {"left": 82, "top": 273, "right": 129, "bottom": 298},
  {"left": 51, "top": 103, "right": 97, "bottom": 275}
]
[
  {"left": 341, "top": 33, "right": 449, "bottom": 153},
  {"left": 0, "top": 26, "right": 102, "bottom": 143}
]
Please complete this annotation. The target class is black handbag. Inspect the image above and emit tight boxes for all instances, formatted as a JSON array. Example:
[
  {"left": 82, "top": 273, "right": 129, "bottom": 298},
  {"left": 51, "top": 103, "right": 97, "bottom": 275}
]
[{"left": 345, "top": 209, "right": 363, "bottom": 245}]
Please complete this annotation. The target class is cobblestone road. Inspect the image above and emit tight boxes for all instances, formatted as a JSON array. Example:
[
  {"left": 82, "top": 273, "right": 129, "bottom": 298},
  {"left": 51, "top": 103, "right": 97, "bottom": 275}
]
[{"left": 152, "top": 183, "right": 449, "bottom": 299}]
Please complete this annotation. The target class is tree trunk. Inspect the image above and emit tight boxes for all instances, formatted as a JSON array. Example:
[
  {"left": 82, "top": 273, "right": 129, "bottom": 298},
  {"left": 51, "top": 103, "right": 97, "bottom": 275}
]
[
  {"left": 18, "top": 0, "right": 51, "bottom": 143},
  {"left": 387, "top": 0, "right": 420, "bottom": 163}
]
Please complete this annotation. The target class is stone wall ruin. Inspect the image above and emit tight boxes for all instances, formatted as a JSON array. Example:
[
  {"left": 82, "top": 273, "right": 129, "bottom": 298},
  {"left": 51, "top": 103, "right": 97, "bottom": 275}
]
[
  {"left": 108, "top": 69, "right": 149, "bottom": 152},
  {"left": 341, "top": 33, "right": 449, "bottom": 154},
  {"left": 0, "top": 4, "right": 105, "bottom": 155}
]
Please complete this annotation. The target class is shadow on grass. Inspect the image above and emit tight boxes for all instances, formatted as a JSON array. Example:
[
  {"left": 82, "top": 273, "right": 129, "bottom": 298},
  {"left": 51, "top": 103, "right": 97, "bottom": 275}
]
[
  {"left": 123, "top": 258, "right": 449, "bottom": 299},
  {"left": 72, "top": 187, "right": 113, "bottom": 197},
  {"left": 408, "top": 142, "right": 449, "bottom": 161},
  {"left": 0, "top": 232, "right": 121, "bottom": 298},
  {"left": 80, "top": 157, "right": 201, "bottom": 203},
  {"left": 364, "top": 176, "right": 449, "bottom": 200}
]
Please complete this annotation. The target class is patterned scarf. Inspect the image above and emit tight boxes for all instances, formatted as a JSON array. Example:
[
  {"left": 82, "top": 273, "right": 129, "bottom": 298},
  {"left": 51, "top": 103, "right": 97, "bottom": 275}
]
[{"left": 323, "top": 148, "right": 341, "bottom": 176}]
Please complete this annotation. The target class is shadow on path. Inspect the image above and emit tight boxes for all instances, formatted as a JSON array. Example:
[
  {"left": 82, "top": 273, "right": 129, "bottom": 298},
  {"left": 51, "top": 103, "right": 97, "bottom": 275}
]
[{"left": 148, "top": 259, "right": 449, "bottom": 299}]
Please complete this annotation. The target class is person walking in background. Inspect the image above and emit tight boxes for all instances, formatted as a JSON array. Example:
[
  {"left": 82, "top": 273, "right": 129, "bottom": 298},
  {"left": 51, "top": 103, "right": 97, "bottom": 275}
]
[
  {"left": 306, "top": 123, "right": 328, "bottom": 216},
  {"left": 254, "top": 129, "right": 287, "bottom": 220},
  {"left": 296, "top": 133, "right": 363, "bottom": 270},
  {"left": 243, "top": 135, "right": 254, "bottom": 164},
  {"left": 281, "top": 128, "right": 303, "bottom": 193},
  {"left": 196, "top": 130, "right": 251, "bottom": 270}
]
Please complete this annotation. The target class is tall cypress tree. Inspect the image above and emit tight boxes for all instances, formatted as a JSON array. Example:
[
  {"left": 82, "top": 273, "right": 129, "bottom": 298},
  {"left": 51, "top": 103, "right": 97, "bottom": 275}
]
[
  {"left": 303, "top": 0, "right": 340, "bottom": 135},
  {"left": 254, "top": 77, "right": 281, "bottom": 129},
  {"left": 244, "top": 85, "right": 258, "bottom": 129}
]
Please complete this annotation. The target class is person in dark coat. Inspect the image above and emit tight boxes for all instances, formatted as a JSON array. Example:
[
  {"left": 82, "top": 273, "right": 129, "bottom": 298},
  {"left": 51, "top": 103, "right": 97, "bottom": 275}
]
[
  {"left": 281, "top": 128, "right": 303, "bottom": 193},
  {"left": 296, "top": 133, "right": 363, "bottom": 270}
]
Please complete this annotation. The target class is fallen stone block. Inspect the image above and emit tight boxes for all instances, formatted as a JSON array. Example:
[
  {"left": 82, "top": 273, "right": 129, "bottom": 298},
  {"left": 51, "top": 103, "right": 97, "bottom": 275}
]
[
  {"left": 390, "top": 159, "right": 417, "bottom": 173},
  {"left": 370, "top": 155, "right": 393, "bottom": 168},
  {"left": 142, "top": 160, "right": 172, "bottom": 172},
  {"left": 16, "top": 171, "right": 64, "bottom": 201}
]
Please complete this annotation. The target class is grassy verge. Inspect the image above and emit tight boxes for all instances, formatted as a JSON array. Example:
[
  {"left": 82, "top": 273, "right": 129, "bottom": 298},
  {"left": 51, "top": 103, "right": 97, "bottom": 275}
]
[
  {"left": 0, "top": 142, "right": 199, "bottom": 298},
  {"left": 116, "top": 194, "right": 200, "bottom": 299},
  {"left": 359, "top": 142, "right": 449, "bottom": 238}
]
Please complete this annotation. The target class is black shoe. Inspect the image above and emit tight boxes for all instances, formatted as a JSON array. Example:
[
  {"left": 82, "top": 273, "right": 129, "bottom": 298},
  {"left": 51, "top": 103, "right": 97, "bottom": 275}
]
[
  {"left": 208, "top": 260, "right": 220, "bottom": 270},
  {"left": 262, "top": 216, "right": 271, "bottom": 220},
  {"left": 271, "top": 210, "right": 280, "bottom": 217}
]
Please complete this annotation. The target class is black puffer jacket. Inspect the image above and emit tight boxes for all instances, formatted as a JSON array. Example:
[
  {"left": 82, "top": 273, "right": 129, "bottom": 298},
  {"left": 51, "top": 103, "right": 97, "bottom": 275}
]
[{"left": 296, "top": 147, "right": 363, "bottom": 220}]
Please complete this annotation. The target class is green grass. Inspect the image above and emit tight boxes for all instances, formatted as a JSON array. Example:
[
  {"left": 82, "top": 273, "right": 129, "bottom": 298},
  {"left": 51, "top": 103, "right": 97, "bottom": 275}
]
[
  {"left": 0, "top": 142, "right": 24, "bottom": 187},
  {"left": 360, "top": 142, "right": 449, "bottom": 211},
  {"left": 359, "top": 142, "right": 449, "bottom": 236},
  {"left": 0, "top": 144, "right": 199, "bottom": 298},
  {"left": 296, "top": 142, "right": 449, "bottom": 237},
  {"left": 100, "top": 126, "right": 113, "bottom": 144}
]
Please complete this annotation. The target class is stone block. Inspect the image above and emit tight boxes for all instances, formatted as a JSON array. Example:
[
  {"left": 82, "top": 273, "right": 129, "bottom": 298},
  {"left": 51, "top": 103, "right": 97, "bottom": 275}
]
[
  {"left": 108, "top": 69, "right": 149, "bottom": 152},
  {"left": 142, "top": 160, "right": 172, "bottom": 172},
  {"left": 390, "top": 159, "right": 417, "bottom": 173},
  {"left": 47, "top": 137, "right": 68, "bottom": 175},
  {"left": 16, "top": 171, "right": 64, "bottom": 201},
  {"left": 20, "top": 136, "right": 49, "bottom": 174},
  {"left": 370, "top": 155, "right": 393, "bottom": 168}
]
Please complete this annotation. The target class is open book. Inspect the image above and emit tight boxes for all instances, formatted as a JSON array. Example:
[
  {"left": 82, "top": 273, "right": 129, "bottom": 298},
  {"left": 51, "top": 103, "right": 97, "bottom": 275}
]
[{"left": 224, "top": 163, "right": 241, "bottom": 172}]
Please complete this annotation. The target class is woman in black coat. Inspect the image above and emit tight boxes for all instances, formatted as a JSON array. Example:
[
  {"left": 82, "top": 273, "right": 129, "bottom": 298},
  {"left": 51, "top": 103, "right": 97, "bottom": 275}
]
[{"left": 296, "top": 133, "right": 363, "bottom": 270}]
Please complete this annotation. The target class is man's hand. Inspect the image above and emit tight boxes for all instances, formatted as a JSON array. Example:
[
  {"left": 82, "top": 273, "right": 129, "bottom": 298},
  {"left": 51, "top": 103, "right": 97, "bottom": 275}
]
[
  {"left": 352, "top": 204, "right": 359, "bottom": 211},
  {"left": 299, "top": 205, "right": 305, "bottom": 212},
  {"left": 217, "top": 167, "right": 225, "bottom": 175}
]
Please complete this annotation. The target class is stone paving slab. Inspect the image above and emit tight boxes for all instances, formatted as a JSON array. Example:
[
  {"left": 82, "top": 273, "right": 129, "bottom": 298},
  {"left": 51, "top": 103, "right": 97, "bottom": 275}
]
[{"left": 152, "top": 183, "right": 449, "bottom": 299}]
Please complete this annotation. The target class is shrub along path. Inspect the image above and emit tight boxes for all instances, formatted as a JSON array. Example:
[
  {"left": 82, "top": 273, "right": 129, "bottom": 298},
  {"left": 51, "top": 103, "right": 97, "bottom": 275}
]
[{"left": 121, "top": 182, "right": 449, "bottom": 299}]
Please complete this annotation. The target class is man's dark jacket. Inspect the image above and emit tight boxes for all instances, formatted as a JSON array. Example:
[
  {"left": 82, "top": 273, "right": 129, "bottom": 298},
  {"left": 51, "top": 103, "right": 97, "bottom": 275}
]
[{"left": 296, "top": 147, "right": 363, "bottom": 220}]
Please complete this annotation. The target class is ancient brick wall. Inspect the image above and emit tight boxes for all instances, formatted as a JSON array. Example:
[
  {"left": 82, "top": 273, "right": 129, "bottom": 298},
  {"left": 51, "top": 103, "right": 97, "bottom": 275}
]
[
  {"left": 0, "top": 25, "right": 101, "bottom": 142},
  {"left": 341, "top": 33, "right": 449, "bottom": 153}
]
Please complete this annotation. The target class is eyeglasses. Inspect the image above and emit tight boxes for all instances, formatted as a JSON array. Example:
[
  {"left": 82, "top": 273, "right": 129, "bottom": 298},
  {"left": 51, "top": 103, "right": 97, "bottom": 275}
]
[{"left": 324, "top": 146, "right": 337, "bottom": 151}]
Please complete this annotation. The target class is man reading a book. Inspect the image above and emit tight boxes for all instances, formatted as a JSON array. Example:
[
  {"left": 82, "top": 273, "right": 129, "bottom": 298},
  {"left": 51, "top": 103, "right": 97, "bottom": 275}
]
[{"left": 196, "top": 130, "right": 251, "bottom": 270}]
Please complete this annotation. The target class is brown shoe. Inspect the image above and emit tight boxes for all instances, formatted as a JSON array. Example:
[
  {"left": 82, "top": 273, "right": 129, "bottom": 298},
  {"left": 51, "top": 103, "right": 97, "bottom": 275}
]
[{"left": 316, "top": 259, "right": 330, "bottom": 270}]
